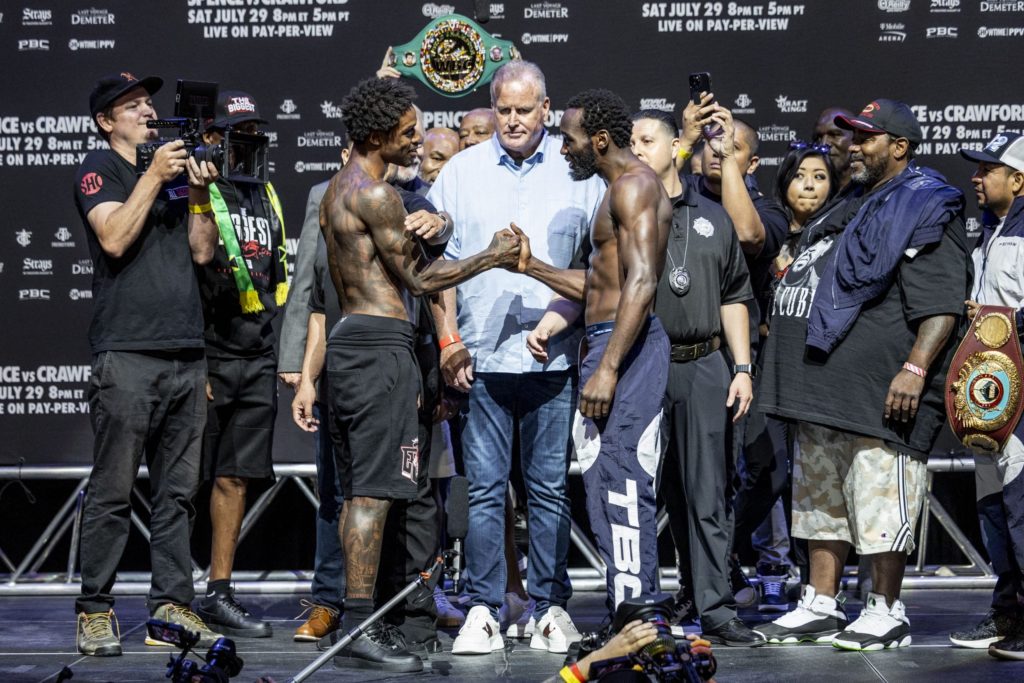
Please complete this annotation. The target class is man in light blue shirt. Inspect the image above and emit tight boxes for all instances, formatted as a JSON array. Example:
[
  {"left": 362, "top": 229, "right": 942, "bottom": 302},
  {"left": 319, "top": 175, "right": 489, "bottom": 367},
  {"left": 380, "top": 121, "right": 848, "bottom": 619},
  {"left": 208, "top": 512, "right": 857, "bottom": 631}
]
[{"left": 427, "top": 61, "right": 605, "bottom": 655}]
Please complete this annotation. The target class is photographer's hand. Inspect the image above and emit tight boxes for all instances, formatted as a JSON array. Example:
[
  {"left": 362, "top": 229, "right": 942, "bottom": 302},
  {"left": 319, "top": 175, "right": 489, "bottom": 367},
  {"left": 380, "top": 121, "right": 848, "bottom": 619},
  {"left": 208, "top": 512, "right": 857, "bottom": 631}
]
[
  {"left": 185, "top": 156, "right": 219, "bottom": 189},
  {"left": 146, "top": 140, "right": 188, "bottom": 183},
  {"left": 574, "top": 620, "right": 658, "bottom": 680}
]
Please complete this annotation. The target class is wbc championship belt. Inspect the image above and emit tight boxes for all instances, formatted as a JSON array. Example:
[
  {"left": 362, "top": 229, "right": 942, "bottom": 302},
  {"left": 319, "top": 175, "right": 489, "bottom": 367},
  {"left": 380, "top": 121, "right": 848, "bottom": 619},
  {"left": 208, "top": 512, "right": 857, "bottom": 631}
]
[
  {"left": 390, "top": 14, "right": 519, "bottom": 98},
  {"left": 946, "top": 305, "right": 1024, "bottom": 453}
]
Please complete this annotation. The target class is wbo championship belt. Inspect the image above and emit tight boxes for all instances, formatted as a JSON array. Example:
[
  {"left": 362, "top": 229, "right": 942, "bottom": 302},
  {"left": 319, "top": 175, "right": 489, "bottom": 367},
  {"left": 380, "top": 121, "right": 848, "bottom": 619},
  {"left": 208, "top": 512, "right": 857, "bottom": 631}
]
[
  {"left": 946, "top": 304, "right": 1024, "bottom": 453},
  {"left": 390, "top": 14, "right": 519, "bottom": 98}
]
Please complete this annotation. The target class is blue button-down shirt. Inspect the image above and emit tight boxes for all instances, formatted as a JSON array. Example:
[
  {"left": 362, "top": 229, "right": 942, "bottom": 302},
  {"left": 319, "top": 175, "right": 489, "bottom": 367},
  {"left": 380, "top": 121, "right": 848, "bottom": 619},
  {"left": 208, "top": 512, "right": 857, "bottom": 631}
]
[{"left": 427, "top": 131, "right": 606, "bottom": 373}]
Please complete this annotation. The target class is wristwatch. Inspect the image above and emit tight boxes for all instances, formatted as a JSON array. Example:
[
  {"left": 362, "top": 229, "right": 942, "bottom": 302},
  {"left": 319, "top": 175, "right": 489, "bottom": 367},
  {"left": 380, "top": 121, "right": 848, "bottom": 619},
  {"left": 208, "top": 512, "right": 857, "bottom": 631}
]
[{"left": 733, "top": 364, "right": 757, "bottom": 378}]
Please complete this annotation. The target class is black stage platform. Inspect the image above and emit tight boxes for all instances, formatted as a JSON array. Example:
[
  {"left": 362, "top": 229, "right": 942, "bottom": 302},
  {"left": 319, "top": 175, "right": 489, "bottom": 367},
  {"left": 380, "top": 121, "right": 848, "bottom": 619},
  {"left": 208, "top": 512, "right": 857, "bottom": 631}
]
[{"left": 3, "top": 590, "right": 1022, "bottom": 682}]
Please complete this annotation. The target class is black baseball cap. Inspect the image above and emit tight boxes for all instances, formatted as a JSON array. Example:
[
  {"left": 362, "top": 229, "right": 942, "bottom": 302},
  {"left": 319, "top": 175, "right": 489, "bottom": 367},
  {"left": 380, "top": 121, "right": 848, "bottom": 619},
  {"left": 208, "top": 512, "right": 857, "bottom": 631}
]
[
  {"left": 89, "top": 71, "right": 162, "bottom": 116},
  {"left": 835, "top": 98, "right": 923, "bottom": 146},
  {"left": 208, "top": 90, "right": 267, "bottom": 130},
  {"left": 960, "top": 132, "right": 1024, "bottom": 173}
]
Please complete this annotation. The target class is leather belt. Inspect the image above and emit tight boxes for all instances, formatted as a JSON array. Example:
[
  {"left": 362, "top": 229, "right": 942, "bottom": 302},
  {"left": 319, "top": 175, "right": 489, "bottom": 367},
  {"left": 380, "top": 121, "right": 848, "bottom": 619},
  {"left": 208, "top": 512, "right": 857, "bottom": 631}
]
[{"left": 670, "top": 336, "right": 720, "bottom": 363}]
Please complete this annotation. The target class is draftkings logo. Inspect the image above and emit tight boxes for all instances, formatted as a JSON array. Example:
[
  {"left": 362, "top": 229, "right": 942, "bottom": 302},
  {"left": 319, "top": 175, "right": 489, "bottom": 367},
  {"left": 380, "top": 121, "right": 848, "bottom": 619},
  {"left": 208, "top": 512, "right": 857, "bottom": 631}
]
[
  {"left": 320, "top": 101, "right": 343, "bottom": 119},
  {"left": 775, "top": 95, "right": 808, "bottom": 113}
]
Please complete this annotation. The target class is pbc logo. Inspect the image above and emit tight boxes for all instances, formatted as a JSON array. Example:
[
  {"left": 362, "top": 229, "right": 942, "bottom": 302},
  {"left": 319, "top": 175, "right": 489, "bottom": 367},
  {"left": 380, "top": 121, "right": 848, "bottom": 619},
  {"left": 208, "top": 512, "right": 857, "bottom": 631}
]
[
  {"left": 18, "top": 39, "right": 49, "bottom": 51},
  {"left": 80, "top": 172, "right": 103, "bottom": 196},
  {"left": 926, "top": 26, "right": 958, "bottom": 38},
  {"left": 19, "top": 288, "right": 50, "bottom": 301}
]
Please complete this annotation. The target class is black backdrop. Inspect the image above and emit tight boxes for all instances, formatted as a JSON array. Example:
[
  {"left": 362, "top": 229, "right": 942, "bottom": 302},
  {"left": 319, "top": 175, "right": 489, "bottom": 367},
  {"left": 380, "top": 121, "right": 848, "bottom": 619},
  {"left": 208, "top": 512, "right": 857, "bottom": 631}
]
[{"left": 1, "top": 0, "right": 1022, "bottom": 466}]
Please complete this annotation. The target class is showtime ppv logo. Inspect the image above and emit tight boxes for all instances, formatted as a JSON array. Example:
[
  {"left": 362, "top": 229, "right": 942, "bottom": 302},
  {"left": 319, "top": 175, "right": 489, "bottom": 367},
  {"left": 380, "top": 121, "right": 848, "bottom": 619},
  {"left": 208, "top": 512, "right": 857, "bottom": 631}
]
[
  {"left": 69, "top": 288, "right": 93, "bottom": 300},
  {"left": 521, "top": 32, "right": 568, "bottom": 44},
  {"left": 69, "top": 39, "right": 116, "bottom": 51},
  {"left": 978, "top": 25, "right": 1024, "bottom": 36}
]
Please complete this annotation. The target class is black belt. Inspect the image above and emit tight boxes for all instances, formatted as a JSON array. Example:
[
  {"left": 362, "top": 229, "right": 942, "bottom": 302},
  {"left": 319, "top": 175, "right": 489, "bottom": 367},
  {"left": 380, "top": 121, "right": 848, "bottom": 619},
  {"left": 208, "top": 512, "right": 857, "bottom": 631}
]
[{"left": 670, "top": 336, "right": 720, "bottom": 363}]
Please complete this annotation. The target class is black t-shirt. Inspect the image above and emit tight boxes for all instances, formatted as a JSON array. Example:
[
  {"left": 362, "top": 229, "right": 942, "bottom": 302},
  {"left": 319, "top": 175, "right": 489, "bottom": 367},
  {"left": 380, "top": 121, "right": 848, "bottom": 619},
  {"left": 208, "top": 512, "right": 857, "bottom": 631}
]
[
  {"left": 198, "top": 180, "right": 283, "bottom": 358},
  {"left": 654, "top": 187, "right": 753, "bottom": 344},
  {"left": 73, "top": 149, "right": 204, "bottom": 354},
  {"left": 688, "top": 175, "right": 788, "bottom": 328},
  {"left": 759, "top": 192, "right": 971, "bottom": 457}
]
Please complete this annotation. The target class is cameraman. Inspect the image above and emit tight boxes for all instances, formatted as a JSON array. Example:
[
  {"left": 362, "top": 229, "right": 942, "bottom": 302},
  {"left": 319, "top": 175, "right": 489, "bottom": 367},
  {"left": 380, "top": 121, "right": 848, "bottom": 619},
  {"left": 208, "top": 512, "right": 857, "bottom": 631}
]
[
  {"left": 544, "top": 622, "right": 717, "bottom": 683},
  {"left": 73, "top": 72, "right": 221, "bottom": 656},
  {"left": 193, "top": 91, "right": 287, "bottom": 639}
]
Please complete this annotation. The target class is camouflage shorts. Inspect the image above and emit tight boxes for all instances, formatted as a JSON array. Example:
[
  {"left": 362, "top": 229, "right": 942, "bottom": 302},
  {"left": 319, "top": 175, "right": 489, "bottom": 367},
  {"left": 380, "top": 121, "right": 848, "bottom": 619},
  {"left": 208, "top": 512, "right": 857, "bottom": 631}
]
[{"left": 792, "top": 422, "right": 926, "bottom": 555}]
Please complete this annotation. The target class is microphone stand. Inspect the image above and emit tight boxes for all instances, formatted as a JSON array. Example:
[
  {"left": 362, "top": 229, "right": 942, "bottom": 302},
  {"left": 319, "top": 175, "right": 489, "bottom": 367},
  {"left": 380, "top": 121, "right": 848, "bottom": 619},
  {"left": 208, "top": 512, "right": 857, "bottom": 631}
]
[{"left": 287, "top": 550, "right": 457, "bottom": 683}]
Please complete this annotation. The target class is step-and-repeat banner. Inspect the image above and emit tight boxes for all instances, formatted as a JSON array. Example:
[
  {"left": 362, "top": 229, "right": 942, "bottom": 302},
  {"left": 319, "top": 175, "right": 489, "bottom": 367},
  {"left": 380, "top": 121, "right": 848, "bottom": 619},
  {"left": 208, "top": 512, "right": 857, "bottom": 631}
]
[{"left": 1, "top": 0, "right": 1022, "bottom": 465}]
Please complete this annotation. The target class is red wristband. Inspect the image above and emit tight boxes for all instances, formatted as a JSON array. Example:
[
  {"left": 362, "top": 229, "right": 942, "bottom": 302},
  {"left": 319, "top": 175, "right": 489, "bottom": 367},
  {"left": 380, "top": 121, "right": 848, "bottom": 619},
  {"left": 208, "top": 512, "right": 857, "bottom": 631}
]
[
  {"left": 570, "top": 663, "right": 586, "bottom": 682},
  {"left": 439, "top": 333, "right": 462, "bottom": 350},
  {"left": 902, "top": 361, "right": 927, "bottom": 378}
]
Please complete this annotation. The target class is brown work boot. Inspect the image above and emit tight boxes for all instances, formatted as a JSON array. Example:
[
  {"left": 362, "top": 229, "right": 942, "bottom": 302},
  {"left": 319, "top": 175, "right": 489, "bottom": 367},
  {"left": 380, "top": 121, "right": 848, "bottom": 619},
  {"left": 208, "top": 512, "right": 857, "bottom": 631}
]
[{"left": 294, "top": 600, "right": 339, "bottom": 642}]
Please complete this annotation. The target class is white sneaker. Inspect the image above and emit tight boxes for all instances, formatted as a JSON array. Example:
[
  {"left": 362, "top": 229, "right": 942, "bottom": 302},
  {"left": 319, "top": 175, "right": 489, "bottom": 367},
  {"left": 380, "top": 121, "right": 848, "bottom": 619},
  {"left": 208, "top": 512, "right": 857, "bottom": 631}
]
[
  {"left": 434, "top": 586, "right": 465, "bottom": 628},
  {"left": 499, "top": 592, "right": 535, "bottom": 635},
  {"left": 451, "top": 606, "right": 504, "bottom": 655},
  {"left": 832, "top": 592, "right": 911, "bottom": 651},
  {"left": 754, "top": 585, "right": 849, "bottom": 644},
  {"left": 530, "top": 606, "right": 581, "bottom": 654}
]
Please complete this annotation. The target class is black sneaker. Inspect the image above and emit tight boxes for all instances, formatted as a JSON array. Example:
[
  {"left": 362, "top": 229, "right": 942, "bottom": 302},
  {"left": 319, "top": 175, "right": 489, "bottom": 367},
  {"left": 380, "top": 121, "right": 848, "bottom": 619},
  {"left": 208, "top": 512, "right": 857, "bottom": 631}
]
[
  {"left": 669, "top": 591, "right": 699, "bottom": 638},
  {"left": 701, "top": 618, "right": 766, "bottom": 647},
  {"left": 989, "top": 636, "right": 1024, "bottom": 661},
  {"left": 730, "top": 559, "right": 757, "bottom": 608},
  {"left": 755, "top": 585, "right": 848, "bottom": 645},
  {"left": 950, "top": 609, "right": 1019, "bottom": 649},
  {"left": 756, "top": 563, "right": 791, "bottom": 614},
  {"left": 333, "top": 622, "right": 423, "bottom": 673},
  {"left": 197, "top": 590, "right": 272, "bottom": 638}
]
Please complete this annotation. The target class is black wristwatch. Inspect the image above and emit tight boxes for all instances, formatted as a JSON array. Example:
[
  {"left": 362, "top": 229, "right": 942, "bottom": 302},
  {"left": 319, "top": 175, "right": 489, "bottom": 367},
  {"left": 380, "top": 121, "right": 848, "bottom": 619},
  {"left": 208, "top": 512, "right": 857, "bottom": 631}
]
[{"left": 733, "top": 364, "right": 756, "bottom": 378}]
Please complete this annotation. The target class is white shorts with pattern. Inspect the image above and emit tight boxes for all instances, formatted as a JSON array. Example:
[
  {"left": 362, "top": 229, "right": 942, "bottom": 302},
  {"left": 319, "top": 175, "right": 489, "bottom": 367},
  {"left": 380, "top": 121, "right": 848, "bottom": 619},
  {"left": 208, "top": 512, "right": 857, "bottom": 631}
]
[{"left": 792, "top": 422, "right": 927, "bottom": 555}]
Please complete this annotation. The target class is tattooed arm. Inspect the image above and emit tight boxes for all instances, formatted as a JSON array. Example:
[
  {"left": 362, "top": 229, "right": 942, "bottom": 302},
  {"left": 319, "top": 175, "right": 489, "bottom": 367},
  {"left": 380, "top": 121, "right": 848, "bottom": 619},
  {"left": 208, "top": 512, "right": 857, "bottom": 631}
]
[{"left": 360, "top": 182, "right": 521, "bottom": 296}]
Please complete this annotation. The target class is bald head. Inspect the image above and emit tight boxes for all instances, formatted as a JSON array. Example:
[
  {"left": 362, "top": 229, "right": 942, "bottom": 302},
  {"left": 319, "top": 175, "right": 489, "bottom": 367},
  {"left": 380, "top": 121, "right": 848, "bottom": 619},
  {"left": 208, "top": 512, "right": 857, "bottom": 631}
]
[
  {"left": 459, "top": 107, "right": 496, "bottom": 150},
  {"left": 420, "top": 127, "right": 459, "bottom": 183},
  {"left": 813, "top": 106, "right": 854, "bottom": 175}
]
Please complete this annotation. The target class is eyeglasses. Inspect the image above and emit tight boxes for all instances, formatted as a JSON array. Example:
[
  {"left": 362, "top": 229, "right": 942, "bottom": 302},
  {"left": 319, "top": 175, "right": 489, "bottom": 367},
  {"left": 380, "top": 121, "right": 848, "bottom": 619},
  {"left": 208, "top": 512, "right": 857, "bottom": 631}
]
[{"left": 789, "top": 140, "right": 831, "bottom": 155}]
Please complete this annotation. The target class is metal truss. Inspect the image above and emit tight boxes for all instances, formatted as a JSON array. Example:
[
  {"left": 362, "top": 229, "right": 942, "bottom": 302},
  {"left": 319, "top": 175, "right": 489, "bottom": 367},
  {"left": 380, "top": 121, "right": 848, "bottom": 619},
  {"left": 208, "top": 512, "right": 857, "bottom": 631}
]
[{"left": 0, "top": 454, "right": 994, "bottom": 595}]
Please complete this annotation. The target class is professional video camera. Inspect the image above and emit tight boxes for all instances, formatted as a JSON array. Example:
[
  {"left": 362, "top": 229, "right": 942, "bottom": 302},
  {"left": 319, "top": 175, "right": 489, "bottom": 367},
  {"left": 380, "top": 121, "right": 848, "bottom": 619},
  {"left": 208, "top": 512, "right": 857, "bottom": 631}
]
[
  {"left": 136, "top": 79, "right": 269, "bottom": 183},
  {"left": 579, "top": 595, "right": 717, "bottom": 683},
  {"left": 146, "top": 618, "right": 244, "bottom": 683}
]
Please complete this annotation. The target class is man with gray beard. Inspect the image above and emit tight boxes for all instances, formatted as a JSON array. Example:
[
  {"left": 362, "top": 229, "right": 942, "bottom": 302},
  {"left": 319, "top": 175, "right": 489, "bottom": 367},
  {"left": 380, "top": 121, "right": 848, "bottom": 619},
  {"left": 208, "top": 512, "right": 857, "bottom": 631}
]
[{"left": 756, "top": 99, "right": 969, "bottom": 651}]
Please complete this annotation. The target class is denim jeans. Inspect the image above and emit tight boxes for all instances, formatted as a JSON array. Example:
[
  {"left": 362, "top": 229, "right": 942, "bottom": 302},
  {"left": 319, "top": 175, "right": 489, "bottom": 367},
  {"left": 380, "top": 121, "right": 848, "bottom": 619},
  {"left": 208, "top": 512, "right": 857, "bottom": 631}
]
[
  {"left": 311, "top": 401, "right": 346, "bottom": 612},
  {"left": 461, "top": 371, "right": 575, "bottom": 618}
]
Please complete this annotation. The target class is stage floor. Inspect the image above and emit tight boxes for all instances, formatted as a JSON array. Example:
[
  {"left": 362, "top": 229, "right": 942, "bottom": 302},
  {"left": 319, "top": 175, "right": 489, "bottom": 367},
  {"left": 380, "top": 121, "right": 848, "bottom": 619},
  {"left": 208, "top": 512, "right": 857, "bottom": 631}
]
[{"left": 3, "top": 589, "right": 1021, "bottom": 682}]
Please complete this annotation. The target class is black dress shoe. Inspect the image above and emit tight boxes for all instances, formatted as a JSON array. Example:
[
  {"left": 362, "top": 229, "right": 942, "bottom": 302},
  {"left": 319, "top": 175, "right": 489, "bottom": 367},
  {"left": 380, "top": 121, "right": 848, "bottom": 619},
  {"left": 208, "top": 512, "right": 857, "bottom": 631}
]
[
  {"left": 318, "top": 629, "right": 342, "bottom": 651},
  {"left": 405, "top": 636, "right": 443, "bottom": 655},
  {"left": 333, "top": 623, "right": 423, "bottom": 673},
  {"left": 702, "top": 618, "right": 766, "bottom": 647},
  {"left": 197, "top": 591, "right": 272, "bottom": 638}
]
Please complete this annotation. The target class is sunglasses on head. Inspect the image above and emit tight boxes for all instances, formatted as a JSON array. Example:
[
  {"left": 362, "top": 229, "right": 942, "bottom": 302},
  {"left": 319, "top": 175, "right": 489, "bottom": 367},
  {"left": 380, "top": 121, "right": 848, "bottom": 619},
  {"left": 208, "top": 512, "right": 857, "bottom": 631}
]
[{"left": 789, "top": 140, "right": 831, "bottom": 155}]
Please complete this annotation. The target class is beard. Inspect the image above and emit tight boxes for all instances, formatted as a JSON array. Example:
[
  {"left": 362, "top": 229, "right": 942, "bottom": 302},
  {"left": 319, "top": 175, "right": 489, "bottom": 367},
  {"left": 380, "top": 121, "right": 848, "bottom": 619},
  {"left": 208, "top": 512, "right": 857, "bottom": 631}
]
[
  {"left": 393, "top": 157, "right": 420, "bottom": 184},
  {"left": 566, "top": 145, "right": 599, "bottom": 181},
  {"left": 849, "top": 152, "right": 887, "bottom": 187}
]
